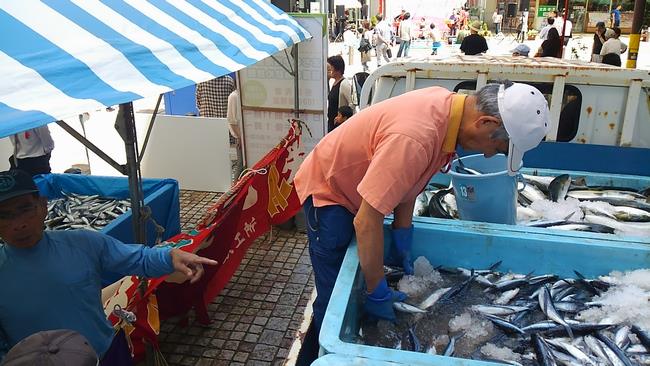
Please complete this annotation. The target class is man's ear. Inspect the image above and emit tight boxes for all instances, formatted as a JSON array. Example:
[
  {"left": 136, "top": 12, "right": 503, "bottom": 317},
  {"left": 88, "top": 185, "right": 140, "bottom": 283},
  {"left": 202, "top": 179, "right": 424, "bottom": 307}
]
[{"left": 475, "top": 115, "right": 501, "bottom": 129}]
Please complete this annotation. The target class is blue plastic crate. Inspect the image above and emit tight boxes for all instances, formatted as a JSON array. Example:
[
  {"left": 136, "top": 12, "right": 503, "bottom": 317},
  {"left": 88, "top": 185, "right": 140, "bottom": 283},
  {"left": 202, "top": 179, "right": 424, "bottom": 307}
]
[
  {"left": 35, "top": 174, "right": 181, "bottom": 246},
  {"left": 311, "top": 354, "right": 404, "bottom": 365},
  {"left": 418, "top": 167, "right": 650, "bottom": 244},
  {"left": 320, "top": 220, "right": 650, "bottom": 366}
]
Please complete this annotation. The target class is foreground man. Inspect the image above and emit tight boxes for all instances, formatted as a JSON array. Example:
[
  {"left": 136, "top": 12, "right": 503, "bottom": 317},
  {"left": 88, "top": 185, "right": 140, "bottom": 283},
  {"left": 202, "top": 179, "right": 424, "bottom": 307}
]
[
  {"left": 295, "top": 82, "right": 550, "bottom": 329},
  {"left": 0, "top": 169, "right": 217, "bottom": 363}
]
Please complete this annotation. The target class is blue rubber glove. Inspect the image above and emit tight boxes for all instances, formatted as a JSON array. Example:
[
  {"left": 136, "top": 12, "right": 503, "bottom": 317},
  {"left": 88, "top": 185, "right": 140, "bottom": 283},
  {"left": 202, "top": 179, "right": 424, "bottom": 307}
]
[
  {"left": 364, "top": 277, "right": 407, "bottom": 321},
  {"left": 391, "top": 225, "right": 414, "bottom": 275}
]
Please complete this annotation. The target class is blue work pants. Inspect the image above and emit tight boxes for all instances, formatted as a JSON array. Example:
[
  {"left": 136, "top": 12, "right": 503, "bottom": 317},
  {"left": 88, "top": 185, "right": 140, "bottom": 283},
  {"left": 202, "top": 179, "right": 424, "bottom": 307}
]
[
  {"left": 304, "top": 196, "right": 355, "bottom": 332},
  {"left": 397, "top": 40, "right": 411, "bottom": 57}
]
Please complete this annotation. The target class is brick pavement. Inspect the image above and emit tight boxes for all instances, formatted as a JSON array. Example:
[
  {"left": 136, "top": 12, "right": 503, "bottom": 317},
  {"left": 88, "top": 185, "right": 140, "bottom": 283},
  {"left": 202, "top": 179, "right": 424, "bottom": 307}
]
[{"left": 158, "top": 190, "right": 314, "bottom": 366}]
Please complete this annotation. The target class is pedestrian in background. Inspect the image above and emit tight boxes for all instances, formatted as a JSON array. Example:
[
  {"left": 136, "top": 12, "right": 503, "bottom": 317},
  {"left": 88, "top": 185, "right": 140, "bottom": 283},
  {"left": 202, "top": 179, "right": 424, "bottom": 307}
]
[
  {"left": 591, "top": 21, "right": 607, "bottom": 62},
  {"left": 359, "top": 21, "right": 373, "bottom": 72},
  {"left": 326, "top": 55, "right": 354, "bottom": 133},
  {"left": 492, "top": 10, "right": 502, "bottom": 34},
  {"left": 333, "top": 106, "right": 354, "bottom": 129},
  {"left": 536, "top": 27, "right": 562, "bottom": 58},
  {"left": 539, "top": 17, "right": 555, "bottom": 40},
  {"left": 600, "top": 27, "right": 627, "bottom": 58},
  {"left": 511, "top": 44, "right": 531, "bottom": 57},
  {"left": 374, "top": 14, "right": 392, "bottom": 66},
  {"left": 428, "top": 23, "right": 442, "bottom": 55},
  {"left": 611, "top": 4, "right": 622, "bottom": 27},
  {"left": 461, "top": 21, "right": 488, "bottom": 55},
  {"left": 396, "top": 12, "right": 413, "bottom": 58},
  {"left": 196, "top": 75, "right": 235, "bottom": 119},
  {"left": 8, "top": 125, "right": 54, "bottom": 176}
]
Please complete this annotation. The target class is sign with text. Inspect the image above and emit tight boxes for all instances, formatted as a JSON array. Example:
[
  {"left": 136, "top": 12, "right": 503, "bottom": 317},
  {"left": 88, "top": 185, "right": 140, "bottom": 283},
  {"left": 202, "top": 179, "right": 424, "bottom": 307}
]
[{"left": 239, "top": 14, "right": 327, "bottom": 165}]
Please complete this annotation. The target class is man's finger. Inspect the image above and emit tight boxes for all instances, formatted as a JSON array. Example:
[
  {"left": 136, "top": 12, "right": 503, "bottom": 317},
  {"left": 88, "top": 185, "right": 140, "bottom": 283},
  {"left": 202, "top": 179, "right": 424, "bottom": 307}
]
[
  {"left": 194, "top": 256, "right": 218, "bottom": 266},
  {"left": 189, "top": 264, "right": 204, "bottom": 283}
]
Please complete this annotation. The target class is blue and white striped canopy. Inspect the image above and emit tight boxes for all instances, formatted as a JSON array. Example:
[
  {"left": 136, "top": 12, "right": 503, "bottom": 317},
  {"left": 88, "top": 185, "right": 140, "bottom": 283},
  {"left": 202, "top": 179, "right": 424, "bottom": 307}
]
[{"left": 0, "top": 1, "right": 310, "bottom": 137}]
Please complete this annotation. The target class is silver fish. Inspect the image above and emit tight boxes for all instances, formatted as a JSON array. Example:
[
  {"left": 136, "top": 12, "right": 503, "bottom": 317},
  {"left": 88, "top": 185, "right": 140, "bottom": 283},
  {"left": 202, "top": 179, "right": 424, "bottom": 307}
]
[
  {"left": 614, "top": 325, "right": 630, "bottom": 350},
  {"left": 393, "top": 302, "right": 426, "bottom": 314},
  {"left": 545, "top": 338, "right": 596, "bottom": 366},
  {"left": 538, "top": 285, "right": 574, "bottom": 338},
  {"left": 494, "top": 288, "right": 520, "bottom": 305},
  {"left": 472, "top": 304, "right": 530, "bottom": 316},
  {"left": 418, "top": 287, "right": 451, "bottom": 310},
  {"left": 549, "top": 174, "right": 571, "bottom": 202}
]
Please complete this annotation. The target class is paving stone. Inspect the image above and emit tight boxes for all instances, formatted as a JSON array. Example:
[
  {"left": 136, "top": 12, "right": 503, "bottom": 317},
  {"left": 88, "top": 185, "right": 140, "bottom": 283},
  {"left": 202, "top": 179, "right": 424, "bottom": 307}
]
[
  {"left": 218, "top": 350, "right": 235, "bottom": 360},
  {"left": 202, "top": 348, "right": 220, "bottom": 358},
  {"left": 244, "top": 333, "right": 259, "bottom": 342},
  {"left": 289, "top": 273, "right": 309, "bottom": 284},
  {"left": 259, "top": 330, "right": 284, "bottom": 346},
  {"left": 224, "top": 340, "right": 240, "bottom": 350},
  {"left": 233, "top": 351, "right": 249, "bottom": 363},
  {"left": 272, "top": 305, "right": 294, "bottom": 318},
  {"left": 253, "top": 316, "right": 268, "bottom": 326},
  {"left": 266, "top": 317, "right": 291, "bottom": 332},
  {"left": 195, "top": 359, "right": 213, "bottom": 366},
  {"left": 210, "top": 338, "right": 225, "bottom": 348},
  {"left": 248, "top": 324, "right": 263, "bottom": 334},
  {"left": 277, "top": 293, "right": 300, "bottom": 307},
  {"left": 250, "top": 344, "right": 278, "bottom": 361},
  {"left": 238, "top": 341, "right": 256, "bottom": 352},
  {"left": 231, "top": 331, "right": 246, "bottom": 341},
  {"left": 247, "top": 361, "right": 272, "bottom": 366}
]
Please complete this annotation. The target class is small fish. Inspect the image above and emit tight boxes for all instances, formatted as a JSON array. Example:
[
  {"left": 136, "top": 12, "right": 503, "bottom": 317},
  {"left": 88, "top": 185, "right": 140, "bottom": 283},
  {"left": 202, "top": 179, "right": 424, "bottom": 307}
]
[
  {"left": 482, "top": 314, "right": 525, "bottom": 335},
  {"left": 553, "top": 301, "right": 587, "bottom": 313},
  {"left": 595, "top": 332, "right": 634, "bottom": 366},
  {"left": 614, "top": 325, "right": 631, "bottom": 350},
  {"left": 549, "top": 174, "right": 571, "bottom": 202},
  {"left": 443, "top": 335, "right": 456, "bottom": 356},
  {"left": 457, "top": 267, "right": 493, "bottom": 287},
  {"left": 531, "top": 334, "right": 555, "bottom": 366},
  {"left": 494, "top": 288, "right": 520, "bottom": 305},
  {"left": 393, "top": 302, "right": 426, "bottom": 314},
  {"left": 583, "top": 335, "right": 611, "bottom": 364},
  {"left": 408, "top": 327, "right": 421, "bottom": 352},
  {"left": 545, "top": 338, "right": 596, "bottom": 366},
  {"left": 418, "top": 287, "right": 451, "bottom": 310},
  {"left": 472, "top": 304, "right": 530, "bottom": 316},
  {"left": 538, "top": 285, "right": 574, "bottom": 338}
]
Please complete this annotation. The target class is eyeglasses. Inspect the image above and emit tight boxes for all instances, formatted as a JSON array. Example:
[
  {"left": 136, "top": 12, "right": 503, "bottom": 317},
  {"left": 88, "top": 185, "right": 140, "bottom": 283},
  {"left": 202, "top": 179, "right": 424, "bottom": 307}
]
[{"left": 0, "top": 203, "right": 39, "bottom": 227}]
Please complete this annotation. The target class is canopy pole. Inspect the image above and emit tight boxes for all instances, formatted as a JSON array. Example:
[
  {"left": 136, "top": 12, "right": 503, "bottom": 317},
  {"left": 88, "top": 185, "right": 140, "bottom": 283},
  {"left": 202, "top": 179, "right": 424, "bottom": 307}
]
[
  {"left": 293, "top": 44, "right": 300, "bottom": 118},
  {"left": 55, "top": 120, "right": 126, "bottom": 175},
  {"left": 115, "top": 103, "right": 146, "bottom": 245},
  {"left": 139, "top": 94, "right": 163, "bottom": 162}
]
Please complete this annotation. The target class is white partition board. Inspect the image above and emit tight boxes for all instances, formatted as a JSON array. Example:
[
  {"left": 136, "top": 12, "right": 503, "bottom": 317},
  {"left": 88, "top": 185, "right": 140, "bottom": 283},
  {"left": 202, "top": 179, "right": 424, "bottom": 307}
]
[{"left": 140, "top": 115, "right": 231, "bottom": 192}]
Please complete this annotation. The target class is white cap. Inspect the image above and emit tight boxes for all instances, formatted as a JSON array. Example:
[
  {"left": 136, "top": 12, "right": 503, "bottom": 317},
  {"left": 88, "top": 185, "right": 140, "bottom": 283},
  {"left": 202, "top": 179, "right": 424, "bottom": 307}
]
[{"left": 497, "top": 83, "right": 550, "bottom": 176}]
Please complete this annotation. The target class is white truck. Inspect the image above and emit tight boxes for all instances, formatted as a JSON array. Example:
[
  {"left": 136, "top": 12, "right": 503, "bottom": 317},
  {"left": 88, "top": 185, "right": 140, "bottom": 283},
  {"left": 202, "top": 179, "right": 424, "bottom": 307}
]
[{"left": 359, "top": 55, "right": 650, "bottom": 175}]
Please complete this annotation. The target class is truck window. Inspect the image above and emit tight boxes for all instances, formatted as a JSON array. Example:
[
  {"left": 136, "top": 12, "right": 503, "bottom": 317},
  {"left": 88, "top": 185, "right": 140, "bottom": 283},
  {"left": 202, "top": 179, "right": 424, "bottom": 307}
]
[{"left": 453, "top": 81, "right": 582, "bottom": 142}]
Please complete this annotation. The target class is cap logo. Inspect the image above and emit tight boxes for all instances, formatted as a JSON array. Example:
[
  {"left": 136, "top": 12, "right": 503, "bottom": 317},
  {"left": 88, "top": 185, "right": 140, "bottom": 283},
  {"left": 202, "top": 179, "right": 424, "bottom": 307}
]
[{"left": 0, "top": 176, "right": 16, "bottom": 192}]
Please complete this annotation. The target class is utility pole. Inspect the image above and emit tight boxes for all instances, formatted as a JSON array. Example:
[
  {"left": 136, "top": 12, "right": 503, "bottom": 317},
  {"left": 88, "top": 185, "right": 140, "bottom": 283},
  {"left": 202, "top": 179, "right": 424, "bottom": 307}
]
[{"left": 626, "top": 0, "right": 645, "bottom": 68}]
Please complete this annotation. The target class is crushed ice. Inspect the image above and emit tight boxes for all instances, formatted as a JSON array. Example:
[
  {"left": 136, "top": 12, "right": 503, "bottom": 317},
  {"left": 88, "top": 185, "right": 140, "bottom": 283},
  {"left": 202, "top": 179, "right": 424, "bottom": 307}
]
[
  {"left": 448, "top": 312, "right": 494, "bottom": 339},
  {"left": 480, "top": 343, "right": 522, "bottom": 362},
  {"left": 398, "top": 257, "right": 443, "bottom": 298},
  {"left": 578, "top": 269, "right": 650, "bottom": 331},
  {"left": 528, "top": 197, "right": 583, "bottom": 221}
]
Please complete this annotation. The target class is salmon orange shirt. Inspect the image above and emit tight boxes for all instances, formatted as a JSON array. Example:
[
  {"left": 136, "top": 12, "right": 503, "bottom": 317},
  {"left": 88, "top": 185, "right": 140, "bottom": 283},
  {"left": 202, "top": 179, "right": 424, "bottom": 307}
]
[{"left": 294, "top": 87, "right": 457, "bottom": 216}]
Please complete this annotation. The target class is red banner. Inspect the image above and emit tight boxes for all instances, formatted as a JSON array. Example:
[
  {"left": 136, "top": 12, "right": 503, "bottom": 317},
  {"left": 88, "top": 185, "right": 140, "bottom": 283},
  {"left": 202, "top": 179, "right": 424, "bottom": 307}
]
[{"left": 104, "top": 120, "right": 305, "bottom": 361}]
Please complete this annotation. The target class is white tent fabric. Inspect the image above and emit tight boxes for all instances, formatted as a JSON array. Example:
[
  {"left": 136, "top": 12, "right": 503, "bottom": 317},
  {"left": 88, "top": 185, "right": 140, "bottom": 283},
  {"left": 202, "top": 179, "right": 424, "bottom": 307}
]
[{"left": 0, "top": 0, "right": 310, "bottom": 137}]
